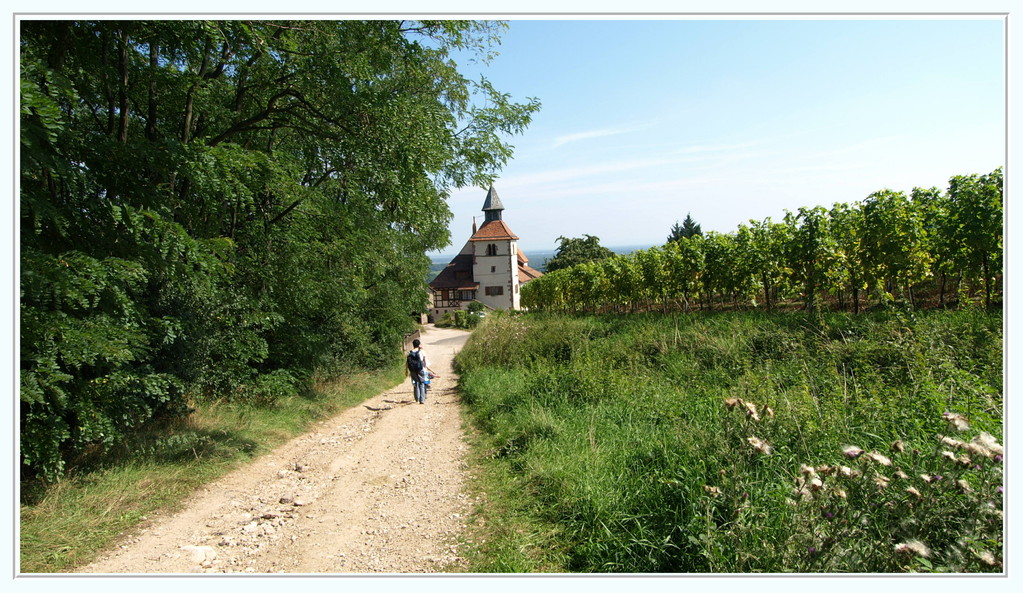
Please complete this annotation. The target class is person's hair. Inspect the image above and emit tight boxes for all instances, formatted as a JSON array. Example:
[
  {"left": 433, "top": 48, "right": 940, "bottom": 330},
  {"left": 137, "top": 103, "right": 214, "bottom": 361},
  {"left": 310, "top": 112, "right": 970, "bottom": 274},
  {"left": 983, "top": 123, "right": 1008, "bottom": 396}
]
[{"left": 412, "top": 338, "right": 421, "bottom": 348}]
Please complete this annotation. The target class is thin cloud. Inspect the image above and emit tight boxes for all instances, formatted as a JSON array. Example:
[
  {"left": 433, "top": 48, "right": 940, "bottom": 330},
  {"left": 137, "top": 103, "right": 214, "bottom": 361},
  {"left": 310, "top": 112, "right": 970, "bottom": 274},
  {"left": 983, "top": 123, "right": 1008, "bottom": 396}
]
[
  {"left": 551, "top": 123, "right": 653, "bottom": 148},
  {"left": 677, "top": 140, "right": 762, "bottom": 154}
]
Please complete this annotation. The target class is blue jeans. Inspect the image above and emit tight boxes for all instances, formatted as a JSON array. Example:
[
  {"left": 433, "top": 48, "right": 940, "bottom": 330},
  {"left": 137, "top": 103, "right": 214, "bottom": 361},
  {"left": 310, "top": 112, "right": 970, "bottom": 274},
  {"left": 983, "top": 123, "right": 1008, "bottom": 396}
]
[{"left": 412, "top": 378, "right": 427, "bottom": 403}]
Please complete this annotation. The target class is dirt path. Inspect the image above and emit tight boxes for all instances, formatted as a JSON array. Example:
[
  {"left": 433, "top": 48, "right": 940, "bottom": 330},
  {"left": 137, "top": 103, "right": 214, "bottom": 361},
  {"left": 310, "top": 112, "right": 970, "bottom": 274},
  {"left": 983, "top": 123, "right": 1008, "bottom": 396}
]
[{"left": 77, "top": 325, "right": 475, "bottom": 574}]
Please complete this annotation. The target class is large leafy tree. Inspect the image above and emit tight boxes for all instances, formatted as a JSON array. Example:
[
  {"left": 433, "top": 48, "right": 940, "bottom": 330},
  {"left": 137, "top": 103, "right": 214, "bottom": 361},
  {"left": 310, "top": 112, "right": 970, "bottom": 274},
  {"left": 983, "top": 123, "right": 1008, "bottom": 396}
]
[
  {"left": 544, "top": 234, "right": 616, "bottom": 273},
  {"left": 20, "top": 19, "right": 539, "bottom": 480}
]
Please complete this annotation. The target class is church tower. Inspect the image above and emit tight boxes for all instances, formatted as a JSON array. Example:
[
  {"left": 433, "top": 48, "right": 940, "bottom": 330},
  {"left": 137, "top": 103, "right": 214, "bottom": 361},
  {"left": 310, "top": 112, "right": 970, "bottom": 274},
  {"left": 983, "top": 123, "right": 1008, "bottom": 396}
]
[
  {"left": 428, "top": 186, "right": 542, "bottom": 320},
  {"left": 471, "top": 186, "right": 520, "bottom": 310}
]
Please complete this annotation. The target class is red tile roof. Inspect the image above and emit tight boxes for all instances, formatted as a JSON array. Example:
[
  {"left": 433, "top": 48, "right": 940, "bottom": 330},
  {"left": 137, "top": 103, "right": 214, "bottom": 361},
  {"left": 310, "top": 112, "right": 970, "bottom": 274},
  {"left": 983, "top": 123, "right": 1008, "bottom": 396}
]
[
  {"left": 469, "top": 220, "right": 519, "bottom": 242},
  {"left": 518, "top": 264, "right": 543, "bottom": 283}
]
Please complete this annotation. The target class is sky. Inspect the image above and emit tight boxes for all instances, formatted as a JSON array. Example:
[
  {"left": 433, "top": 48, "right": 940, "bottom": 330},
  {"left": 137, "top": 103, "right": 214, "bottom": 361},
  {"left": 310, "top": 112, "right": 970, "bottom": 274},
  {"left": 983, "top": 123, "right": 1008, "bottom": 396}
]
[{"left": 436, "top": 17, "right": 1005, "bottom": 255}]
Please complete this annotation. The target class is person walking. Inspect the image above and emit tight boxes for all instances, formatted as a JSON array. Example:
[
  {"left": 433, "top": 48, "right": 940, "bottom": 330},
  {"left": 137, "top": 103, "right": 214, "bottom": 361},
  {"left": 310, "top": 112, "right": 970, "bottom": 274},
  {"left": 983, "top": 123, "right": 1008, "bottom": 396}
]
[{"left": 406, "top": 338, "right": 435, "bottom": 404}]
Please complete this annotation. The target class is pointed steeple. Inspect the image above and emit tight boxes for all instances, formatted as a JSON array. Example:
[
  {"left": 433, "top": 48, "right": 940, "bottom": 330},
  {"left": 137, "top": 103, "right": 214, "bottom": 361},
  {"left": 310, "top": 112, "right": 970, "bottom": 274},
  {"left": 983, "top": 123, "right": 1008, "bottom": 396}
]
[{"left": 482, "top": 186, "right": 504, "bottom": 222}]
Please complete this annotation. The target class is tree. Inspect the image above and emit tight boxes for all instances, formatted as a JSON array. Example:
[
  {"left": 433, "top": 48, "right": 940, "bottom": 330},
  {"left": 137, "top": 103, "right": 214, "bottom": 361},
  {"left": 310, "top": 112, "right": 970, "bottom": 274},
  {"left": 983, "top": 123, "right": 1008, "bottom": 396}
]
[
  {"left": 858, "top": 190, "right": 932, "bottom": 308},
  {"left": 667, "top": 212, "right": 703, "bottom": 243},
  {"left": 784, "top": 206, "right": 834, "bottom": 315},
  {"left": 20, "top": 19, "right": 539, "bottom": 481},
  {"left": 945, "top": 168, "right": 1003, "bottom": 309},
  {"left": 827, "top": 202, "right": 867, "bottom": 312},
  {"left": 544, "top": 234, "right": 616, "bottom": 273}
]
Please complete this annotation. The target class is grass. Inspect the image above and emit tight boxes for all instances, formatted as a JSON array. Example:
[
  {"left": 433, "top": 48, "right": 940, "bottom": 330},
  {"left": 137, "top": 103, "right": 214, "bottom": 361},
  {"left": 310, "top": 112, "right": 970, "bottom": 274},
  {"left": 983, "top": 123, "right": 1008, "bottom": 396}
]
[
  {"left": 455, "top": 309, "right": 1003, "bottom": 573},
  {"left": 19, "top": 363, "right": 406, "bottom": 574}
]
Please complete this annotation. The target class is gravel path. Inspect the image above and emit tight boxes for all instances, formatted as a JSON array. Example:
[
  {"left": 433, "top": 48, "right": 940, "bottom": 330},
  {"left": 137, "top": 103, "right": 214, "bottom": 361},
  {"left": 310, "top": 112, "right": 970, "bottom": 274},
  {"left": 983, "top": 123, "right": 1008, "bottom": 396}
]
[{"left": 77, "top": 325, "right": 474, "bottom": 574}]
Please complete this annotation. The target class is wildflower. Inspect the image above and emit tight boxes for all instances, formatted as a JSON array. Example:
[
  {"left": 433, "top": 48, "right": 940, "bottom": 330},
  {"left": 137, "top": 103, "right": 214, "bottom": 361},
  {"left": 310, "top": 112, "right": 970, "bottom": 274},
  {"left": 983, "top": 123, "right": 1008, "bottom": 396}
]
[
  {"left": 920, "top": 474, "right": 934, "bottom": 483},
  {"left": 973, "top": 432, "right": 1003, "bottom": 457},
  {"left": 838, "top": 465, "right": 860, "bottom": 478},
  {"left": 761, "top": 404, "right": 775, "bottom": 418},
  {"left": 940, "top": 435, "right": 965, "bottom": 448},
  {"left": 941, "top": 450, "right": 957, "bottom": 462},
  {"left": 866, "top": 452, "right": 892, "bottom": 466},
  {"left": 800, "top": 464, "right": 817, "bottom": 477},
  {"left": 957, "top": 479, "right": 973, "bottom": 493},
  {"left": 743, "top": 400, "right": 761, "bottom": 421},
  {"left": 895, "top": 540, "right": 931, "bottom": 558},
  {"left": 816, "top": 464, "right": 834, "bottom": 476},
  {"left": 891, "top": 440, "right": 905, "bottom": 453},
  {"left": 724, "top": 397, "right": 742, "bottom": 409},
  {"left": 747, "top": 436, "right": 772, "bottom": 455},
  {"left": 965, "top": 442, "right": 992, "bottom": 459},
  {"left": 905, "top": 486, "right": 922, "bottom": 498},
  {"left": 834, "top": 488, "right": 847, "bottom": 499},
  {"left": 943, "top": 412, "right": 970, "bottom": 431},
  {"left": 808, "top": 477, "right": 824, "bottom": 492},
  {"left": 957, "top": 454, "right": 972, "bottom": 466},
  {"left": 873, "top": 475, "right": 890, "bottom": 489},
  {"left": 974, "top": 550, "right": 997, "bottom": 566},
  {"left": 893, "top": 470, "right": 909, "bottom": 480},
  {"left": 792, "top": 485, "right": 810, "bottom": 500},
  {"left": 703, "top": 485, "right": 722, "bottom": 497},
  {"left": 842, "top": 445, "right": 864, "bottom": 459}
]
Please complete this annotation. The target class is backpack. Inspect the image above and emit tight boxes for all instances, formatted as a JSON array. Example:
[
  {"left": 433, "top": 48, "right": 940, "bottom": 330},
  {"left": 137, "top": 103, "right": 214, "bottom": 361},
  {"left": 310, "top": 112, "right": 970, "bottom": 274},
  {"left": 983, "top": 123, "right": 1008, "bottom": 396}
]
[{"left": 407, "top": 349, "right": 424, "bottom": 377}]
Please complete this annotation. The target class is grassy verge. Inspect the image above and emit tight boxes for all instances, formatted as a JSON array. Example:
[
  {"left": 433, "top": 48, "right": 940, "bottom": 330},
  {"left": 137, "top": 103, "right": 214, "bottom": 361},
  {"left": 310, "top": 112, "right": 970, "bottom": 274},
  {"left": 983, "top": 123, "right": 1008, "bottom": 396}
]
[
  {"left": 455, "top": 310, "right": 1003, "bottom": 573},
  {"left": 19, "top": 363, "right": 406, "bottom": 574}
]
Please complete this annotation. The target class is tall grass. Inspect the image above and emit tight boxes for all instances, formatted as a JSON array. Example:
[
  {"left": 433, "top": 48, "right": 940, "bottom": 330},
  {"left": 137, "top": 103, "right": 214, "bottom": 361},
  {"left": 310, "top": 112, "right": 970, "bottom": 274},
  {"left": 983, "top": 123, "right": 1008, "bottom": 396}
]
[{"left": 456, "top": 310, "right": 1003, "bottom": 573}]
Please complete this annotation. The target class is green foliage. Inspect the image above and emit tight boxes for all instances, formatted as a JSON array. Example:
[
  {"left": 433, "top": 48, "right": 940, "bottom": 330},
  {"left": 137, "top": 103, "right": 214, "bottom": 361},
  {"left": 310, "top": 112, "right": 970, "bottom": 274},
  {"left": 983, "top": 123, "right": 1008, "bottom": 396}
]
[
  {"left": 457, "top": 311, "right": 1003, "bottom": 573},
  {"left": 544, "top": 234, "right": 617, "bottom": 273},
  {"left": 524, "top": 169, "right": 1002, "bottom": 315},
  {"left": 434, "top": 306, "right": 485, "bottom": 329},
  {"left": 19, "top": 20, "right": 538, "bottom": 481},
  {"left": 667, "top": 212, "right": 703, "bottom": 243}
]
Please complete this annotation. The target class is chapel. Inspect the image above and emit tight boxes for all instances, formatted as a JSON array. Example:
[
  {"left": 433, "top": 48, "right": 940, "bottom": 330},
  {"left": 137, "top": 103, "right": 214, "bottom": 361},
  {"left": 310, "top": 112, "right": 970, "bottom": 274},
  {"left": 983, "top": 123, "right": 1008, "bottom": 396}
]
[{"left": 428, "top": 186, "right": 543, "bottom": 320}]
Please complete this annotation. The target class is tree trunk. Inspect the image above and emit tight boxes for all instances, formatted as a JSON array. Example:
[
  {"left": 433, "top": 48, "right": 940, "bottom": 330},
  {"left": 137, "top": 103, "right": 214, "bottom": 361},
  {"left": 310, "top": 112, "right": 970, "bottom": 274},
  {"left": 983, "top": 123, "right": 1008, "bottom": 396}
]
[
  {"left": 146, "top": 38, "right": 159, "bottom": 142},
  {"left": 117, "top": 28, "right": 130, "bottom": 144}
]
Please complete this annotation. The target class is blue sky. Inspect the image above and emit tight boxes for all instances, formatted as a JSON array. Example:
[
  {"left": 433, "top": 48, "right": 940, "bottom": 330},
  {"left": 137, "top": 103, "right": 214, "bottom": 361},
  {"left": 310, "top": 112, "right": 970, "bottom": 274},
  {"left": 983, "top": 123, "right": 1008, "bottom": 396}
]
[{"left": 438, "top": 17, "right": 1005, "bottom": 254}]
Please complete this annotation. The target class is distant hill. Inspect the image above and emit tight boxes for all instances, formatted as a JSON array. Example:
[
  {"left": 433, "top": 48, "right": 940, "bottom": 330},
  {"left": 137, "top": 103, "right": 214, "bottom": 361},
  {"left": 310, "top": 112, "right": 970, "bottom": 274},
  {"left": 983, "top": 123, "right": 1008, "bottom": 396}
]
[{"left": 428, "top": 244, "right": 653, "bottom": 281}]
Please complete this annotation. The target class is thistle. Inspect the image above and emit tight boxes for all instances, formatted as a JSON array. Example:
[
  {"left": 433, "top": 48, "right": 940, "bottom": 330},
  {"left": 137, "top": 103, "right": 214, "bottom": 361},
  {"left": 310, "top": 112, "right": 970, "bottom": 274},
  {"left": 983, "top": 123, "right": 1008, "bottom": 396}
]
[
  {"left": 866, "top": 452, "right": 892, "bottom": 466},
  {"left": 747, "top": 436, "right": 772, "bottom": 455},
  {"left": 943, "top": 412, "right": 970, "bottom": 431},
  {"left": 895, "top": 540, "right": 931, "bottom": 558}
]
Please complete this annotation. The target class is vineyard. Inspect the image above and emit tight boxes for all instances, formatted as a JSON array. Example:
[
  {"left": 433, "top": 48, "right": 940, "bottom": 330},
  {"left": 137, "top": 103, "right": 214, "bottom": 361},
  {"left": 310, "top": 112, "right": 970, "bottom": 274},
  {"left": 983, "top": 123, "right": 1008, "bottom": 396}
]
[{"left": 522, "top": 168, "right": 1002, "bottom": 315}]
